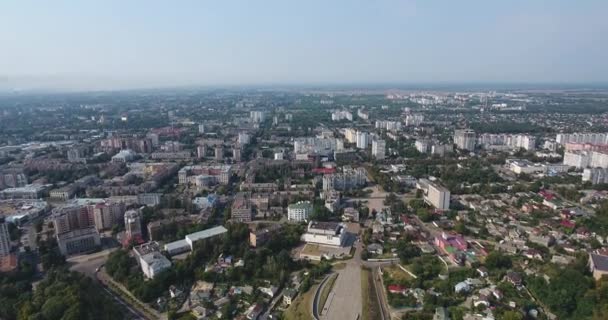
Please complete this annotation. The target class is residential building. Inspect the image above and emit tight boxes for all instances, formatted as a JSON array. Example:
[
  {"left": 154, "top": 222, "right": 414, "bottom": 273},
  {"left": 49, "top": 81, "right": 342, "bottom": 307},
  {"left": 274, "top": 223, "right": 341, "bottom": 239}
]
[
  {"left": 356, "top": 131, "right": 369, "bottom": 149},
  {"left": 178, "top": 165, "right": 232, "bottom": 185},
  {"left": 454, "top": 129, "right": 476, "bottom": 151},
  {"left": 322, "top": 167, "right": 366, "bottom": 191},
  {"left": 372, "top": 140, "right": 386, "bottom": 160},
  {"left": 124, "top": 209, "right": 142, "bottom": 240},
  {"left": 231, "top": 196, "right": 253, "bottom": 222},
  {"left": 198, "top": 124, "right": 205, "bottom": 134},
  {"left": 250, "top": 111, "right": 265, "bottom": 123},
  {"left": 288, "top": 201, "right": 313, "bottom": 222},
  {"left": 418, "top": 179, "right": 450, "bottom": 210},
  {"left": 583, "top": 168, "right": 608, "bottom": 184},
  {"left": 111, "top": 149, "right": 136, "bottom": 163},
  {"left": 249, "top": 224, "right": 283, "bottom": 247}
]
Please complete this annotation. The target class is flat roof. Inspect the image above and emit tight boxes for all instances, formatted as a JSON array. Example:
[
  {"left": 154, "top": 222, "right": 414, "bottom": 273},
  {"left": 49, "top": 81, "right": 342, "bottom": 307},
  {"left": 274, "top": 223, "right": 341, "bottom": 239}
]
[
  {"left": 164, "top": 239, "right": 189, "bottom": 252},
  {"left": 186, "top": 226, "right": 228, "bottom": 243}
]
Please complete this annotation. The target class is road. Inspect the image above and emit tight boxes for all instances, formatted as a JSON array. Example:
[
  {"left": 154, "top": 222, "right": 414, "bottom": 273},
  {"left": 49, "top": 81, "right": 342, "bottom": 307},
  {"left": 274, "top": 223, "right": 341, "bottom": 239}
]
[{"left": 67, "top": 249, "right": 151, "bottom": 320}]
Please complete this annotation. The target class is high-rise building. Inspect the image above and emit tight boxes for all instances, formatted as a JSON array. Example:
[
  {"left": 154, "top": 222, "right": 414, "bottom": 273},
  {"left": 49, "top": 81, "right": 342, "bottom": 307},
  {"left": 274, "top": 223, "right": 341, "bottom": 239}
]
[
  {"left": 198, "top": 124, "right": 205, "bottom": 134},
  {"left": 124, "top": 209, "right": 142, "bottom": 240},
  {"left": 0, "top": 218, "right": 11, "bottom": 256},
  {"left": 238, "top": 132, "right": 251, "bottom": 145},
  {"left": 454, "top": 129, "right": 476, "bottom": 151},
  {"left": 356, "top": 131, "right": 369, "bottom": 149},
  {"left": 215, "top": 146, "right": 223, "bottom": 161},
  {"left": 233, "top": 147, "right": 242, "bottom": 162},
  {"left": 197, "top": 145, "right": 207, "bottom": 159},
  {"left": 372, "top": 140, "right": 386, "bottom": 160},
  {"left": 250, "top": 111, "right": 265, "bottom": 123}
]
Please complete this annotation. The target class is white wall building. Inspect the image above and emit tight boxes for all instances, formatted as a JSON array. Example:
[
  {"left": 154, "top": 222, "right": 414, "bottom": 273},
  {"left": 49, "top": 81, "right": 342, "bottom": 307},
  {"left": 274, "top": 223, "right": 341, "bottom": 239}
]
[
  {"left": 356, "top": 131, "right": 369, "bottom": 149},
  {"left": 454, "top": 129, "right": 476, "bottom": 151},
  {"left": 133, "top": 242, "right": 172, "bottom": 279},
  {"left": 301, "top": 221, "right": 346, "bottom": 247},
  {"left": 372, "top": 140, "right": 386, "bottom": 160},
  {"left": 288, "top": 201, "right": 313, "bottom": 222}
]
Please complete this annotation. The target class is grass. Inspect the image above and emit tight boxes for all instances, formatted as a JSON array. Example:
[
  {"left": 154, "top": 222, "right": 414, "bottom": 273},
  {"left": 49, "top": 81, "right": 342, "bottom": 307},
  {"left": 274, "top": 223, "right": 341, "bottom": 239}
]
[
  {"left": 332, "top": 262, "right": 347, "bottom": 270},
  {"left": 361, "top": 267, "right": 381, "bottom": 320},
  {"left": 383, "top": 265, "right": 413, "bottom": 283},
  {"left": 284, "top": 284, "right": 318, "bottom": 320},
  {"left": 301, "top": 244, "right": 322, "bottom": 256},
  {"left": 319, "top": 273, "right": 338, "bottom": 312}
]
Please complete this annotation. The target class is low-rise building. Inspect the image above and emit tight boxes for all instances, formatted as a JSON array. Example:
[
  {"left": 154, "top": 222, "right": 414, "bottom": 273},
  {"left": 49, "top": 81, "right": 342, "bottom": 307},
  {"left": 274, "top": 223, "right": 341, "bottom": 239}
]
[
  {"left": 133, "top": 242, "right": 172, "bottom": 279},
  {"left": 301, "top": 221, "right": 346, "bottom": 247}
]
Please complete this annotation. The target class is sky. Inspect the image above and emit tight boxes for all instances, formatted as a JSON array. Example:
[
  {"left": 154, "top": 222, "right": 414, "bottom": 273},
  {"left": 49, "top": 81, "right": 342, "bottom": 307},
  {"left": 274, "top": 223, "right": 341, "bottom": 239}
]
[{"left": 1, "top": 0, "right": 607, "bottom": 91}]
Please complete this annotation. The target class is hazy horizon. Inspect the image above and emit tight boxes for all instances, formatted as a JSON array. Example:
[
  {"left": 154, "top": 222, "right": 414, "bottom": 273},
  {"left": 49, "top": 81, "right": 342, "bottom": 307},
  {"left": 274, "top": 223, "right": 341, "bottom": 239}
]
[{"left": 2, "top": 0, "right": 608, "bottom": 91}]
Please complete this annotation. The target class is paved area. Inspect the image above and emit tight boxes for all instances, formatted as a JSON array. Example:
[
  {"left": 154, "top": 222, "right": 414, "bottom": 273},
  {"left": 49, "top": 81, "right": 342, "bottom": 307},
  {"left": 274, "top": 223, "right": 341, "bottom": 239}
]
[{"left": 323, "top": 258, "right": 362, "bottom": 320}]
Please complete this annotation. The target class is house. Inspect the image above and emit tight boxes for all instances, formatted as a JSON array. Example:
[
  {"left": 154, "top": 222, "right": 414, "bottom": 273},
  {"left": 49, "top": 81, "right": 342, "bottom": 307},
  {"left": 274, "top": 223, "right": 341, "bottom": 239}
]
[
  {"left": 505, "top": 271, "right": 523, "bottom": 286},
  {"left": 260, "top": 285, "right": 278, "bottom": 298},
  {"left": 454, "top": 281, "right": 471, "bottom": 293},
  {"left": 523, "top": 249, "right": 543, "bottom": 261},
  {"left": 191, "top": 306, "right": 211, "bottom": 320},
  {"left": 283, "top": 288, "right": 297, "bottom": 305},
  {"left": 367, "top": 243, "right": 384, "bottom": 255},
  {"left": 388, "top": 284, "right": 407, "bottom": 295},
  {"left": 589, "top": 253, "right": 608, "bottom": 280}
]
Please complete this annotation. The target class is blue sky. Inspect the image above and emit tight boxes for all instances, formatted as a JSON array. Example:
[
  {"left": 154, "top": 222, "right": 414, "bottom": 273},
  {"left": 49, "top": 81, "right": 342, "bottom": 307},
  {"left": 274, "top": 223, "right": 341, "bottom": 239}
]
[{"left": 1, "top": 0, "right": 607, "bottom": 90}]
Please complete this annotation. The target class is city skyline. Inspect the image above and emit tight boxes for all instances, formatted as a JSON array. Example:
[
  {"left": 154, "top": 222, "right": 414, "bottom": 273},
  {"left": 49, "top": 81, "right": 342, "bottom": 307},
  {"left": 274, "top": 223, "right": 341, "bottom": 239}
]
[{"left": 2, "top": 0, "right": 608, "bottom": 91}]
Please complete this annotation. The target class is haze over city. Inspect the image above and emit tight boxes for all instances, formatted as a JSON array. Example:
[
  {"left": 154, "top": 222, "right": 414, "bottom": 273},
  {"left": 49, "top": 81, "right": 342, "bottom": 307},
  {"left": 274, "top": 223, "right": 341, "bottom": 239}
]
[{"left": 2, "top": 0, "right": 608, "bottom": 91}]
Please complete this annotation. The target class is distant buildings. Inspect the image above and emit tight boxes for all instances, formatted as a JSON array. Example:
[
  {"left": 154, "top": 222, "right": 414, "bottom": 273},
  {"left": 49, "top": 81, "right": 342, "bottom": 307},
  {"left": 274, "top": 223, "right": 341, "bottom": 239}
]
[
  {"left": 556, "top": 132, "right": 608, "bottom": 145},
  {"left": 331, "top": 110, "right": 353, "bottom": 121},
  {"left": 405, "top": 114, "right": 424, "bottom": 126},
  {"left": 0, "top": 184, "right": 50, "bottom": 200},
  {"left": 454, "top": 129, "right": 476, "bottom": 151},
  {"left": 250, "top": 111, "right": 265, "bottom": 123},
  {"left": 322, "top": 167, "right": 366, "bottom": 191},
  {"left": 293, "top": 137, "right": 343, "bottom": 156},
  {"left": 133, "top": 242, "right": 172, "bottom": 279},
  {"left": 111, "top": 149, "right": 136, "bottom": 163},
  {"left": 288, "top": 201, "right": 313, "bottom": 222},
  {"left": 178, "top": 165, "right": 232, "bottom": 185},
  {"left": 372, "top": 140, "right": 386, "bottom": 160},
  {"left": 375, "top": 120, "right": 402, "bottom": 131},
  {"left": 302, "top": 221, "right": 346, "bottom": 247},
  {"left": 478, "top": 133, "right": 536, "bottom": 151}
]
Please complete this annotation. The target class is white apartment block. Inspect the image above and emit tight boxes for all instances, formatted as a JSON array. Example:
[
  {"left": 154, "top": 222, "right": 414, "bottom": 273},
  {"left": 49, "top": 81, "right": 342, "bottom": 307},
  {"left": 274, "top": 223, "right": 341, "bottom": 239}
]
[
  {"left": 332, "top": 110, "right": 353, "bottom": 121},
  {"left": 454, "top": 129, "right": 476, "bottom": 151},
  {"left": 417, "top": 179, "right": 450, "bottom": 210},
  {"left": 322, "top": 167, "right": 366, "bottom": 191},
  {"left": 562, "top": 151, "right": 608, "bottom": 169},
  {"left": 583, "top": 168, "right": 608, "bottom": 185},
  {"left": 372, "top": 140, "right": 386, "bottom": 160},
  {"left": 478, "top": 134, "right": 536, "bottom": 151},
  {"left": 556, "top": 133, "right": 608, "bottom": 145},
  {"left": 356, "top": 131, "right": 369, "bottom": 149},
  {"left": 287, "top": 201, "right": 313, "bottom": 221},
  {"left": 405, "top": 114, "right": 424, "bottom": 126}
]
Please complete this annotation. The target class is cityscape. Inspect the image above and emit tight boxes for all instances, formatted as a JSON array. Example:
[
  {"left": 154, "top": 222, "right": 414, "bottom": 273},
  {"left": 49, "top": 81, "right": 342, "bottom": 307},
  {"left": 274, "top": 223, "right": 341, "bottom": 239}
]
[{"left": 2, "top": 2, "right": 608, "bottom": 320}]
